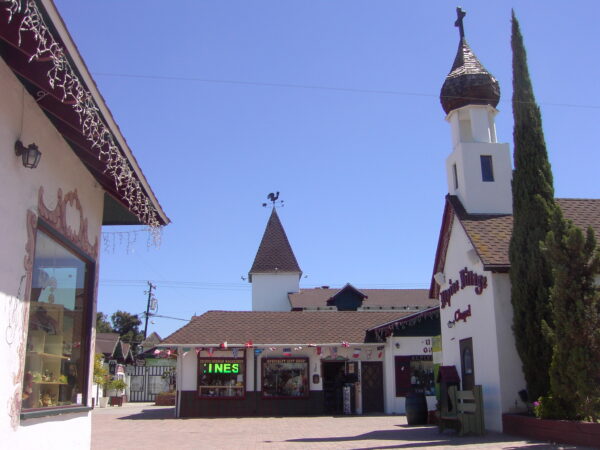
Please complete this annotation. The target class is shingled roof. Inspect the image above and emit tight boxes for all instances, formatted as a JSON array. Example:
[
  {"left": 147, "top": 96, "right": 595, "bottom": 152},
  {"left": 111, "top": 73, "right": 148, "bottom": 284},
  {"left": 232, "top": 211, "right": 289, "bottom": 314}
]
[
  {"left": 430, "top": 195, "right": 600, "bottom": 297},
  {"left": 289, "top": 286, "right": 435, "bottom": 310},
  {"left": 162, "top": 311, "right": 414, "bottom": 346},
  {"left": 249, "top": 208, "right": 301, "bottom": 281}
]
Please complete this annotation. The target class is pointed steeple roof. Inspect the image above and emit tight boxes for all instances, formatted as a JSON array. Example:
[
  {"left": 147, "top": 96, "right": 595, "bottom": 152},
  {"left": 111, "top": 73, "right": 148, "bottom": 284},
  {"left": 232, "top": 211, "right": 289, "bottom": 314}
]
[
  {"left": 249, "top": 208, "right": 302, "bottom": 281},
  {"left": 440, "top": 10, "right": 500, "bottom": 114}
]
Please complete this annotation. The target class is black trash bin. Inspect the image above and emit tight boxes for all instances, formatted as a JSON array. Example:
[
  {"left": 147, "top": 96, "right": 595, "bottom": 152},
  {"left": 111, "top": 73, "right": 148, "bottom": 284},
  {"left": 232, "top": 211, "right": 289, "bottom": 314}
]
[{"left": 405, "top": 392, "right": 428, "bottom": 425}]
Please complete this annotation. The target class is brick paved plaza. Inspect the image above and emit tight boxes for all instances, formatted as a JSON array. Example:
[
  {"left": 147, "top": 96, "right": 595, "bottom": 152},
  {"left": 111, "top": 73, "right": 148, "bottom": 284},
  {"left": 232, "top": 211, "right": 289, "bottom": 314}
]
[{"left": 91, "top": 403, "right": 589, "bottom": 449}]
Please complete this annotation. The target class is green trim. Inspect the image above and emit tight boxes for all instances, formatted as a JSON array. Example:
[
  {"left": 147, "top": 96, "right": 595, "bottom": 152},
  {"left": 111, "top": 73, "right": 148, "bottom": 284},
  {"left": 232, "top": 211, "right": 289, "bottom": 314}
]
[{"left": 21, "top": 406, "right": 92, "bottom": 420}]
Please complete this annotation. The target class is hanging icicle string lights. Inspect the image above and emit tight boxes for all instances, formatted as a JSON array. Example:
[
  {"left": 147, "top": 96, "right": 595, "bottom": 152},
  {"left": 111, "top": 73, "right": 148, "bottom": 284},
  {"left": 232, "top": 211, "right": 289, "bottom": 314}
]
[
  {"left": 4, "top": 0, "right": 162, "bottom": 244},
  {"left": 101, "top": 228, "right": 150, "bottom": 254},
  {"left": 372, "top": 308, "right": 440, "bottom": 341}
]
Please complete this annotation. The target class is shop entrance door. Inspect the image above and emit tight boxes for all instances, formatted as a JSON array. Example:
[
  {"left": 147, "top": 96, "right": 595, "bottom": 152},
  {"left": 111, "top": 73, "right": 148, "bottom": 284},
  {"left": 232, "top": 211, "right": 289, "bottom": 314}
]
[
  {"left": 322, "top": 361, "right": 345, "bottom": 413},
  {"left": 459, "top": 338, "right": 475, "bottom": 391},
  {"left": 361, "top": 361, "right": 384, "bottom": 413}
]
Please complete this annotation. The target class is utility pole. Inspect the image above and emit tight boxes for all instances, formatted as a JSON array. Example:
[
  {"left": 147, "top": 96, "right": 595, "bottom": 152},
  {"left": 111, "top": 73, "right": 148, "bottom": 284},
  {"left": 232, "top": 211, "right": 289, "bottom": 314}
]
[{"left": 143, "top": 281, "right": 156, "bottom": 340}]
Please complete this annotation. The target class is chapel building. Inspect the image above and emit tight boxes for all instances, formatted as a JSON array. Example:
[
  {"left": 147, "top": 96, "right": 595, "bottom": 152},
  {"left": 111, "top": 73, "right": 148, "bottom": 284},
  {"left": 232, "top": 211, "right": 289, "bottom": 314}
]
[{"left": 430, "top": 13, "right": 600, "bottom": 432}]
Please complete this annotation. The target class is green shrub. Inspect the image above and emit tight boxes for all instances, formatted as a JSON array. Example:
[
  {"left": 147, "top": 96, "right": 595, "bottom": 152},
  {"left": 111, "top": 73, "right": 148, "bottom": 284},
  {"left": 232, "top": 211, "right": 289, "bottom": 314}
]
[{"left": 534, "top": 396, "right": 562, "bottom": 420}]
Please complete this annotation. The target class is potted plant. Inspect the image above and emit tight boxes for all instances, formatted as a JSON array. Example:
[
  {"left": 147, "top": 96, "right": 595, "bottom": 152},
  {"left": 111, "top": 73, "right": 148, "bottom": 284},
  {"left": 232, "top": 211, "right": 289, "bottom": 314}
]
[
  {"left": 93, "top": 353, "right": 109, "bottom": 408},
  {"left": 107, "top": 378, "right": 127, "bottom": 406}
]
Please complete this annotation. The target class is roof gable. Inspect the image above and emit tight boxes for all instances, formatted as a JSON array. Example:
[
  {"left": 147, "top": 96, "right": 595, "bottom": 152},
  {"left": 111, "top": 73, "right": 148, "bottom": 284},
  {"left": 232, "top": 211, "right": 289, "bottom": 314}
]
[
  {"left": 0, "top": 2, "right": 168, "bottom": 227},
  {"left": 249, "top": 208, "right": 301, "bottom": 280},
  {"left": 429, "top": 195, "right": 600, "bottom": 298}
]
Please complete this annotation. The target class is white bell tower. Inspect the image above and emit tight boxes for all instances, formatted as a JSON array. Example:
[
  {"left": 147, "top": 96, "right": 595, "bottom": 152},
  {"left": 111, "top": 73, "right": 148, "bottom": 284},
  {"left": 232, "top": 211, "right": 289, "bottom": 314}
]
[
  {"left": 445, "top": 105, "right": 512, "bottom": 214},
  {"left": 440, "top": 15, "right": 512, "bottom": 215}
]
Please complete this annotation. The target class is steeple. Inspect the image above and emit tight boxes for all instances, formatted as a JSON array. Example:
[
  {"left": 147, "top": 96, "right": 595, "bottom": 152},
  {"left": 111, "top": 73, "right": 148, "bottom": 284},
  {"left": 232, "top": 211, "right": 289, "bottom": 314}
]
[
  {"left": 440, "top": 8, "right": 512, "bottom": 215},
  {"left": 440, "top": 7, "right": 500, "bottom": 115},
  {"left": 249, "top": 207, "right": 301, "bottom": 311}
]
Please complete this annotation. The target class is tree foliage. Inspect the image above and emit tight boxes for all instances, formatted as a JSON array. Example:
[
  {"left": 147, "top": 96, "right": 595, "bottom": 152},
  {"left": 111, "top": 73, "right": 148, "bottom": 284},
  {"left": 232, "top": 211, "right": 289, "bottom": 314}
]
[
  {"left": 93, "top": 353, "right": 108, "bottom": 386},
  {"left": 110, "top": 310, "right": 143, "bottom": 344},
  {"left": 508, "top": 10, "right": 557, "bottom": 401},
  {"left": 96, "top": 312, "right": 113, "bottom": 333},
  {"left": 543, "top": 210, "right": 600, "bottom": 421}
]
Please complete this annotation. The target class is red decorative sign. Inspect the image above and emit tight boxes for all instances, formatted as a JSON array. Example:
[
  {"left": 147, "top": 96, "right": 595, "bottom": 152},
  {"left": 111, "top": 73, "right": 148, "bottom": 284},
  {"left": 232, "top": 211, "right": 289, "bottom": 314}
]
[
  {"left": 454, "top": 304, "right": 472, "bottom": 323},
  {"left": 439, "top": 267, "right": 488, "bottom": 308}
]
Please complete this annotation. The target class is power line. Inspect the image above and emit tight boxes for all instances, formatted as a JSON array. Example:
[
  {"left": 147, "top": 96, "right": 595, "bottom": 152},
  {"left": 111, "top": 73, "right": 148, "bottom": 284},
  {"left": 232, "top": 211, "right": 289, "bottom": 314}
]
[{"left": 92, "top": 71, "right": 600, "bottom": 110}]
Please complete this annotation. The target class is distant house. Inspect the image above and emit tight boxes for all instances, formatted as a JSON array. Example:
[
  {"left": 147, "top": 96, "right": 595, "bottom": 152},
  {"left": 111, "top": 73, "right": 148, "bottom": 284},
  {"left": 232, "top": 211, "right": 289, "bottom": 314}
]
[
  {"left": 96, "top": 333, "right": 135, "bottom": 367},
  {"left": 0, "top": 1, "right": 168, "bottom": 447}
]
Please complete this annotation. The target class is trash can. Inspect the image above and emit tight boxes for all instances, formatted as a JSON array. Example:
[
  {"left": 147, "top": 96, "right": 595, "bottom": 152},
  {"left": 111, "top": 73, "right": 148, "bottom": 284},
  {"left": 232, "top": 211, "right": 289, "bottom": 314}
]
[{"left": 405, "top": 392, "right": 428, "bottom": 425}]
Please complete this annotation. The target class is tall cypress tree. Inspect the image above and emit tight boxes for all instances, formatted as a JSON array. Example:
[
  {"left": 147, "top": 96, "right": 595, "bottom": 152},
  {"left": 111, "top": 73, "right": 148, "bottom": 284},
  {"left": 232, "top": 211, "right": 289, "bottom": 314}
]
[{"left": 509, "top": 11, "right": 556, "bottom": 401}]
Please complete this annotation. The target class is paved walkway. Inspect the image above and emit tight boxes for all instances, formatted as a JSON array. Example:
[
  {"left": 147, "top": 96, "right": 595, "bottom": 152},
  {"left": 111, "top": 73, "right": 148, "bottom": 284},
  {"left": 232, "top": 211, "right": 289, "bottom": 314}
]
[{"left": 91, "top": 403, "right": 587, "bottom": 450}]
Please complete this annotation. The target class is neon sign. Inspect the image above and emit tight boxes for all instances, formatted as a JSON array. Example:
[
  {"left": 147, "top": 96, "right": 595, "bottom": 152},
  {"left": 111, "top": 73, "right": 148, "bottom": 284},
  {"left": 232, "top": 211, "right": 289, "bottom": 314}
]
[{"left": 203, "top": 361, "right": 240, "bottom": 374}]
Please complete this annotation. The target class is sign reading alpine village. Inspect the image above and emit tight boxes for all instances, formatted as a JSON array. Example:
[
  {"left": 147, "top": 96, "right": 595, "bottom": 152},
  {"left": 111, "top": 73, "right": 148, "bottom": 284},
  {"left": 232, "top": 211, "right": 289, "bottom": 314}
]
[{"left": 439, "top": 267, "right": 487, "bottom": 308}]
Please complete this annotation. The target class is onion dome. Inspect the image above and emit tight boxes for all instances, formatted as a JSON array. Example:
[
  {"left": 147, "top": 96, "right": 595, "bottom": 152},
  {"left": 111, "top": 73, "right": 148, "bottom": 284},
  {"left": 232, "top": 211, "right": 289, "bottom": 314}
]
[{"left": 440, "top": 9, "right": 500, "bottom": 114}]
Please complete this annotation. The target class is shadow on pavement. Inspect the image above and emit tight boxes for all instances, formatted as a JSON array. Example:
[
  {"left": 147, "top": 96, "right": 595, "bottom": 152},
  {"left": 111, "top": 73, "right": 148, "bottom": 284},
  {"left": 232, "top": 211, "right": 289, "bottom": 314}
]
[
  {"left": 117, "top": 407, "right": 175, "bottom": 420},
  {"left": 285, "top": 425, "right": 569, "bottom": 449}
]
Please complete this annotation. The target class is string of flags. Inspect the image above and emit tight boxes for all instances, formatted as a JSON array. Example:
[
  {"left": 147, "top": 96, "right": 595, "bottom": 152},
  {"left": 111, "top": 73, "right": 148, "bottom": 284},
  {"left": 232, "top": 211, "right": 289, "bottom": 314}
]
[{"left": 155, "top": 342, "right": 387, "bottom": 359}]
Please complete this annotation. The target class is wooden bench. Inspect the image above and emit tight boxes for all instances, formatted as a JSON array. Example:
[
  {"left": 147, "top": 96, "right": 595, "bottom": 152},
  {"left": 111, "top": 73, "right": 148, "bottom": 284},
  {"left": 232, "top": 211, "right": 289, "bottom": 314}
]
[{"left": 439, "top": 385, "right": 484, "bottom": 436}]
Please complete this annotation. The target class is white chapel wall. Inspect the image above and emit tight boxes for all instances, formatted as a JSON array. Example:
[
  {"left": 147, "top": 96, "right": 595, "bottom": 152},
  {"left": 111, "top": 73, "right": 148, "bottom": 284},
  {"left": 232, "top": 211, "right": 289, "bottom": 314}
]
[{"left": 439, "top": 215, "right": 504, "bottom": 431}]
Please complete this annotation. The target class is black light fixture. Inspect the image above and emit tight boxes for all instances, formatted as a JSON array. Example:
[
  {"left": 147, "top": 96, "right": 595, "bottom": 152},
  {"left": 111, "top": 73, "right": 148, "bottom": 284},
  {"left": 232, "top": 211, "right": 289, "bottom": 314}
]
[{"left": 14, "top": 140, "right": 41, "bottom": 169}]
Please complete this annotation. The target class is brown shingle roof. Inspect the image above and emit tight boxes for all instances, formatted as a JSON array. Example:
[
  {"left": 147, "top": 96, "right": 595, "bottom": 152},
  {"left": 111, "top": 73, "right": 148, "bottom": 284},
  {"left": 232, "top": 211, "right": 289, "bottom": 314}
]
[
  {"left": 249, "top": 208, "right": 301, "bottom": 281},
  {"left": 451, "top": 196, "right": 600, "bottom": 270},
  {"left": 162, "top": 311, "right": 414, "bottom": 346},
  {"left": 95, "top": 332, "right": 120, "bottom": 356},
  {"left": 289, "top": 287, "right": 435, "bottom": 309},
  {"left": 430, "top": 196, "right": 600, "bottom": 299}
]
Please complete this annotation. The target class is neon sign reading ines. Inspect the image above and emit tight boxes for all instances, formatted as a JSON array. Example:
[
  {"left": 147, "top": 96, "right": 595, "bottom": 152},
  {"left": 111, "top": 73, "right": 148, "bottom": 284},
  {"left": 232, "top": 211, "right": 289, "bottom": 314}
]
[{"left": 203, "top": 363, "right": 240, "bottom": 374}]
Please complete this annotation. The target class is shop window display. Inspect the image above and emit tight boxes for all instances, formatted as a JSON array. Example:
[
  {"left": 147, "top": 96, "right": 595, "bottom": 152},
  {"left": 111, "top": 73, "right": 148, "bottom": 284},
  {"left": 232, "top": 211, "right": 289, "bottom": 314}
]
[
  {"left": 262, "top": 358, "right": 308, "bottom": 398},
  {"left": 395, "top": 355, "right": 435, "bottom": 396},
  {"left": 22, "top": 227, "right": 93, "bottom": 410},
  {"left": 198, "top": 358, "right": 245, "bottom": 398}
]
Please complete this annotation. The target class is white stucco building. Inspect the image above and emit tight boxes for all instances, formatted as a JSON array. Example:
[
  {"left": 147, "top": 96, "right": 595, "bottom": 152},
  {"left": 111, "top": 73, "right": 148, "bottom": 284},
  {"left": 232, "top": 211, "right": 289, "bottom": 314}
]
[{"left": 0, "top": 1, "right": 168, "bottom": 448}]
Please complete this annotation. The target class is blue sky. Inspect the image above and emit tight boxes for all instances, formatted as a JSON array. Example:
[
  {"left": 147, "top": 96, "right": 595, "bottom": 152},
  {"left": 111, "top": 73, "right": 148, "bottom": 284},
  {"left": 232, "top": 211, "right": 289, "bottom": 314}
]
[{"left": 53, "top": 0, "right": 600, "bottom": 338}]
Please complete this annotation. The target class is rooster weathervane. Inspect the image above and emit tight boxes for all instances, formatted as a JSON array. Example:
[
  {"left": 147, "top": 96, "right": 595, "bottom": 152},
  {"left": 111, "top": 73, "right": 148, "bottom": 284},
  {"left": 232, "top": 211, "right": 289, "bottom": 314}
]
[{"left": 262, "top": 192, "right": 284, "bottom": 208}]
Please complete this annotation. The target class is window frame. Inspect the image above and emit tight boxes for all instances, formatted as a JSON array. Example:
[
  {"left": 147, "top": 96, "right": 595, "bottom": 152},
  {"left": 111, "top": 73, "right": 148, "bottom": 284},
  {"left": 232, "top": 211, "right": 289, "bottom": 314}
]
[
  {"left": 197, "top": 356, "right": 246, "bottom": 400},
  {"left": 480, "top": 155, "right": 494, "bottom": 182},
  {"left": 261, "top": 357, "right": 309, "bottom": 399},
  {"left": 21, "top": 220, "right": 95, "bottom": 416}
]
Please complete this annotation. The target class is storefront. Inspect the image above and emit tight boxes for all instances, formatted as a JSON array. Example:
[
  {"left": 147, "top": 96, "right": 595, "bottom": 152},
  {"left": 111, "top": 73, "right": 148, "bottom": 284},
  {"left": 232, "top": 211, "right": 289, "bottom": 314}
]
[{"left": 163, "top": 309, "right": 440, "bottom": 417}]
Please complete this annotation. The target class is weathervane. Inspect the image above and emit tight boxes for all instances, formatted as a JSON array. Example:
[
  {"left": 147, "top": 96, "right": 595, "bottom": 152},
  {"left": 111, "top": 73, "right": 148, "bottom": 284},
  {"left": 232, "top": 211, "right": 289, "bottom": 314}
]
[
  {"left": 455, "top": 7, "right": 466, "bottom": 39},
  {"left": 262, "top": 192, "right": 284, "bottom": 208}
]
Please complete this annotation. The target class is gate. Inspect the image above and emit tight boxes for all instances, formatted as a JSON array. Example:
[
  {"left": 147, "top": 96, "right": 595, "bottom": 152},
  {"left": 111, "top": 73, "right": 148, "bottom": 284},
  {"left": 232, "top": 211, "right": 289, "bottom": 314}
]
[{"left": 128, "top": 365, "right": 173, "bottom": 402}]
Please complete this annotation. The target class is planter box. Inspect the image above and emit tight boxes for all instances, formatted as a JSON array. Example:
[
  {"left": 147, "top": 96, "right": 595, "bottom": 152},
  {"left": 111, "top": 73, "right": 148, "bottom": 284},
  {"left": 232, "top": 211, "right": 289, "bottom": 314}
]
[
  {"left": 155, "top": 392, "right": 176, "bottom": 406},
  {"left": 503, "top": 413, "right": 600, "bottom": 447},
  {"left": 109, "top": 396, "right": 123, "bottom": 407}
]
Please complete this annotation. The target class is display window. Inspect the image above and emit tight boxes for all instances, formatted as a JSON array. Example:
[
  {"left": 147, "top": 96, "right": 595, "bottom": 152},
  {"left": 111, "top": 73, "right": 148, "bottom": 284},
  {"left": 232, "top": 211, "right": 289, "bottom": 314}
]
[
  {"left": 395, "top": 355, "right": 435, "bottom": 396},
  {"left": 198, "top": 358, "right": 245, "bottom": 398},
  {"left": 262, "top": 358, "right": 309, "bottom": 398},
  {"left": 22, "top": 226, "right": 93, "bottom": 411}
]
